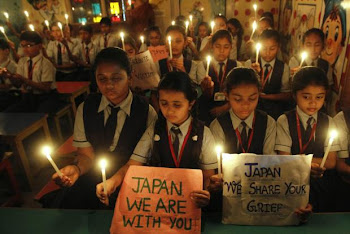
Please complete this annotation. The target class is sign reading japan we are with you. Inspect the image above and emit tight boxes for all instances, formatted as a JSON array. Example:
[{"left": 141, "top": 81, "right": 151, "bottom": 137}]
[
  {"left": 222, "top": 154, "right": 312, "bottom": 226},
  {"left": 110, "top": 166, "right": 202, "bottom": 234}
]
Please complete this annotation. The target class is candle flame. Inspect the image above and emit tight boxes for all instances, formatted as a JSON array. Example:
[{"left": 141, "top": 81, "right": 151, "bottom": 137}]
[
  {"left": 29, "top": 24, "right": 35, "bottom": 31},
  {"left": 210, "top": 21, "right": 215, "bottom": 28},
  {"left": 0, "top": 26, "right": 4, "bottom": 33},
  {"left": 215, "top": 145, "right": 223, "bottom": 154},
  {"left": 120, "top": 32, "right": 124, "bottom": 38},
  {"left": 4, "top": 12, "right": 9, "bottom": 19},
  {"left": 256, "top": 42, "right": 262, "bottom": 51},
  {"left": 301, "top": 51, "right": 308, "bottom": 61},
  {"left": 140, "top": 35, "right": 144, "bottom": 43},
  {"left": 189, "top": 15, "right": 193, "bottom": 21},
  {"left": 171, "top": 20, "right": 175, "bottom": 26},
  {"left": 252, "top": 21, "right": 257, "bottom": 31},
  {"left": 168, "top": 35, "right": 171, "bottom": 42},
  {"left": 253, "top": 4, "right": 257, "bottom": 11},
  {"left": 185, "top": 20, "right": 189, "bottom": 28},
  {"left": 57, "top": 22, "right": 62, "bottom": 29},
  {"left": 42, "top": 145, "right": 52, "bottom": 156},
  {"left": 45, "top": 20, "right": 49, "bottom": 27},
  {"left": 64, "top": 14, "right": 69, "bottom": 20},
  {"left": 330, "top": 130, "right": 338, "bottom": 139},
  {"left": 206, "top": 55, "right": 211, "bottom": 63},
  {"left": 24, "top": 11, "right": 29, "bottom": 18},
  {"left": 99, "top": 159, "right": 107, "bottom": 169}
]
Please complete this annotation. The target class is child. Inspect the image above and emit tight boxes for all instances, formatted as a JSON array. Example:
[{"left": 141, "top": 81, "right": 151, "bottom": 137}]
[
  {"left": 119, "top": 36, "right": 137, "bottom": 58},
  {"left": 94, "top": 17, "right": 119, "bottom": 52},
  {"left": 210, "top": 67, "right": 276, "bottom": 155},
  {"left": 147, "top": 26, "right": 162, "bottom": 47},
  {"left": 96, "top": 71, "right": 217, "bottom": 208},
  {"left": 247, "top": 29, "right": 291, "bottom": 120},
  {"left": 275, "top": 67, "right": 340, "bottom": 212},
  {"left": 227, "top": 18, "right": 246, "bottom": 61},
  {"left": 46, "top": 22, "right": 77, "bottom": 81},
  {"left": 199, "top": 30, "right": 241, "bottom": 125},
  {"left": 289, "top": 28, "right": 333, "bottom": 113},
  {"left": 52, "top": 47, "right": 157, "bottom": 209},
  {"left": 195, "top": 22, "right": 209, "bottom": 53},
  {"left": 157, "top": 25, "right": 205, "bottom": 85},
  {"left": 4, "top": 31, "right": 58, "bottom": 113},
  {"left": 72, "top": 25, "right": 99, "bottom": 82}
]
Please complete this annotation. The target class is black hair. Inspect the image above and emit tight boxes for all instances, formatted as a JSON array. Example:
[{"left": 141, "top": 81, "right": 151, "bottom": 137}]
[
  {"left": 175, "top": 15, "right": 186, "bottom": 28},
  {"left": 147, "top": 26, "right": 161, "bottom": 36},
  {"left": 225, "top": 67, "right": 261, "bottom": 93},
  {"left": 259, "top": 29, "right": 280, "bottom": 45},
  {"left": 198, "top": 22, "right": 209, "bottom": 30},
  {"left": 118, "top": 35, "right": 137, "bottom": 50},
  {"left": 158, "top": 71, "right": 197, "bottom": 103},
  {"left": 302, "top": 28, "right": 325, "bottom": 47},
  {"left": 292, "top": 66, "right": 328, "bottom": 95},
  {"left": 227, "top": 18, "right": 244, "bottom": 56},
  {"left": 93, "top": 47, "right": 132, "bottom": 76},
  {"left": 166, "top": 25, "right": 186, "bottom": 39},
  {"left": 259, "top": 16, "right": 274, "bottom": 29},
  {"left": 79, "top": 25, "right": 93, "bottom": 34},
  {"left": 20, "top": 31, "right": 42, "bottom": 44},
  {"left": 50, "top": 21, "right": 61, "bottom": 30},
  {"left": 261, "top": 12, "right": 274, "bottom": 28},
  {"left": 214, "top": 14, "right": 228, "bottom": 23},
  {"left": 100, "top": 17, "right": 112, "bottom": 26},
  {"left": 0, "top": 39, "right": 10, "bottom": 50},
  {"left": 212, "top": 29, "right": 232, "bottom": 45}
]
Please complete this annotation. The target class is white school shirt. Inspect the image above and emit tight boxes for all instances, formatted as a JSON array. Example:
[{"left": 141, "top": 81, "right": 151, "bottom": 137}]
[
  {"left": 93, "top": 33, "right": 119, "bottom": 52},
  {"left": 73, "top": 41, "right": 99, "bottom": 65},
  {"left": 46, "top": 40, "right": 76, "bottom": 73},
  {"left": 334, "top": 111, "right": 349, "bottom": 159},
  {"left": 16, "top": 53, "right": 56, "bottom": 94},
  {"left": 0, "top": 58, "right": 18, "bottom": 87}
]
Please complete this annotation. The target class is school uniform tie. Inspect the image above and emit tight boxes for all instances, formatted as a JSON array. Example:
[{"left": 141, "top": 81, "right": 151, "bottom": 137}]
[
  {"left": 264, "top": 63, "right": 271, "bottom": 81},
  {"left": 171, "top": 126, "right": 182, "bottom": 159},
  {"left": 104, "top": 34, "right": 108, "bottom": 48},
  {"left": 240, "top": 121, "right": 248, "bottom": 150},
  {"left": 57, "top": 43, "right": 63, "bottom": 65},
  {"left": 104, "top": 105, "right": 120, "bottom": 149},
  {"left": 218, "top": 62, "right": 224, "bottom": 82},
  {"left": 85, "top": 46, "right": 90, "bottom": 64},
  {"left": 303, "top": 117, "right": 313, "bottom": 145},
  {"left": 28, "top": 59, "right": 33, "bottom": 80}
]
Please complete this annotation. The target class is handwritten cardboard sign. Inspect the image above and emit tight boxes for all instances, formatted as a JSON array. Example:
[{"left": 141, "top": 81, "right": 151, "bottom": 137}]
[
  {"left": 222, "top": 154, "right": 312, "bottom": 226},
  {"left": 130, "top": 50, "right": 160, "bottom": 90},
  {"left": 110, "top": 166, "right": 202, "bottom": 233},
  {"left": 148, "top": 45, "right": 168, "bottom": 62}
]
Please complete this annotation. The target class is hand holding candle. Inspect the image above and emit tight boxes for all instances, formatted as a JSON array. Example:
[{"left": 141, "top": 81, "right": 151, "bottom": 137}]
[
  {"left": 255, "top": 42, "right": 262, "bottom": 64},
  {"left": 206, "top": 55, "right": 211, "bottom": 76},
  {"left": 0, "top": 26, "right": 9, "bottom": 41},
  {"left": 42, "top": 146, "right": 62, "bottom": 177},
  {"left": 120, "top": 32, "right": 125, "bottom": 50},
  {"left": 168, "top": 36, "right": 172, "bottom": 58},
  {"left": 250, "top": 21, "right": 257, "bottom": 40},
  {"left": 99, "top": 159, "right": 107, "bottom": 195},
  {"left": 215, "top": 145, "right": 223, "bottom": 178},
  {"left": 299, "top": 51, "right": 308, "bottom": 67},
  {"left": 320, "top": 130, "right": 338, "bottom": 168}
]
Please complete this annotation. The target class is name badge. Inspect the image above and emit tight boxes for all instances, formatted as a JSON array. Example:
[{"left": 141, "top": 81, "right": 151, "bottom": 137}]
[{"left": 214, "top": 92, "right": 226, "bottom": 102}]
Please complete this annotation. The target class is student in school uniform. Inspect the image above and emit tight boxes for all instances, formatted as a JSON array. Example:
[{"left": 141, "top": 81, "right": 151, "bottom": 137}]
[
  {"left": 227, "top": 18, "right": 247, "bottom": 61},
  {"left": 275, "top": 67, "right": 340, "bottom": 212},
  {"left": 333, "top": 109, "right": 350, "bottom": 211},
  {"left": 195, "top": 22, "right": 209, "bottom": 57},
  {"left": 51, "top": 47, "right": 157, "bottom": 209},
  {"left": 210, "top": 67, "right": 276, "bottom": 155},
  {"left": 0, "top": 39, "right": 20, "bottom": 111},
  {"left": 96, "top": 71, "right": 217, "bottom": 208},
  {"left": 199, "top": 30, "right": 241, "bottom": 125},
  {"left": 46, "top": 22, "right": 77, "bottom": 81},
  {"left": 94, "top": 17, "right": 119, "bottom": 52},
  {"left": 289, "top": 28, "right": 333, "bottom": 113},
  {"left": 247, "top": 29, "right": 291, "bottom": 120},
  {"left": 3, "top": 31, "right": 58, "bottom": 113},
  {"left": 146, "top": 26, "right": 162, "bottom": 47}
]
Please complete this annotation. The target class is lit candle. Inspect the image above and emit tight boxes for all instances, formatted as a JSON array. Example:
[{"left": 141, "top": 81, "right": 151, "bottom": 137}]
[
  {"left": 320, "top": 130, "right": 338, "bottom": 168},
  {"left": 206, "top": 55, "right": 211, "bottom": 76},
  {"left": 215, "top": 145, "right": 223, "bottom": 178},
  {"left": 299, "top": 51, "right": 308, "bottom": 67},
  {"left": 140, "top": 35, "right": 144, "bottom": 44},
  {"left": 42, "top": 146, "right": 62, "bottom": 177},
  {"left": 45, "top": 20, "right": 50, "bottom": 31},
  {"left": 250, "top": 20, "right": 257, "bottom": 40},
  {"left": 57, "top": 22, "right": 63, "bottom": 37},
  {"left": 128, "top": 0, "right": 132, "bottom": 6},
  {"left": 210, "top": 21, "right": 215, "bottom": 35},
  {"left": 24, "top": 11, "right": 29, "bottom": 21},
  {"left": 255, "top": 42, "right": 261, "bottom": 64},
  {"left": 120, "top": 32, "right": 125, "bottom": 50},
  {"left": 0, "top": 26, "right": 9, "bottom": 41},
  {"left": 253, "top": 4, "right": 257, "bottom": 19},
  {"left": 168, "top": 36, "right": 172, "bottom": 58},
  {"left": 189, "top": 14, "right": 193, "bottom": 26},
  {"left": 29, "top": 24, "right": 35, "bottom": 32},
  {"left": 185, "top": 20, "right": 189, "bottom": 34},
  {"left": 3, "top": 12, "right": 9, "bottom": 22},
  {"left": 171, "top": 20, "right": 175, "bottom": 26},
  {"left": 99, "top": 159, "right": 108, "bottom": 195},
  {"left": 64, "top": 14, "right": 69, "bottom": 25}
]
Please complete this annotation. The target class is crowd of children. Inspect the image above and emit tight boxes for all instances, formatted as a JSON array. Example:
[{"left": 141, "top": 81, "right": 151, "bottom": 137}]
[{"left": 1, "top": 11, "right": 350, "bottom": 222}]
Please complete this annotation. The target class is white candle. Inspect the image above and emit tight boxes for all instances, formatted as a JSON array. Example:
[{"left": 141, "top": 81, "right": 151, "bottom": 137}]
[
  {"left": 64, "top": 14, "right": 69, "bottom": 25},
  {"left": 210, "top": 21, "right": 215, "bottom": 35},
  {"left": 29, "top": 24, "right": 35, "bottom": 32},
  {"left": 120, "top": 32, "right": 125, "bottom": 50},
  {"left": 42, "top": 146, "right": 62, "bottom": 177},
  {"left": 171, "top": 20, "right": 175, "bottom": 26},
  {"left": 215, "top": 145, "right": 223, "bottom": 178},
  {"left": 253, "top": 4, "right": 257, "bottom": 19},
  {"left": 24, "top": 11, "right": 29, "bottom": 21},
  {"left": 99, "top": 159, "right": 108, "bottom": 195},
  {"left": 57, "top": 22, "right": 64, "bottom": 38},
  {"left": 206, "top": 55, "right": 211, "bottom": 76},
  {"left": 0, "top": 26, "right": 9, "bottom": 41},
  {"left": 300, "top": 51, "right": 308, "bottom": 67},
  {"left": 255, "top": 42, "right": 261, "bottom": 64},
  {"left": 4, "top": 12, "right": 9, "bottom": 22},
  {"left": 185, "top": 20, "right": 189, "bottom": 35},
  {"left": 189, "top": 15, "right": 193, "bottom": 26},
  {"left": 140, "top": 35, "right": 144, "bottom": 44},
  {"left": 168, "top": 36, "right": 172, "bottom": 58},
  {"left": 250, "top": 21, "right": 257, "bottom": 40},
  {"left": 320, "top": 130, "right": 338, "bottom": 168}
]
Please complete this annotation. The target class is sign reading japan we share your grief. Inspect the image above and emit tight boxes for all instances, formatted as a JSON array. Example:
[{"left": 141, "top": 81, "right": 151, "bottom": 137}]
[
  {"left": 110, "top": 166, "right": 202, "bottom": 234},
  {"left": 222, "top": 154, "right": 312, "bottom": 226}
]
